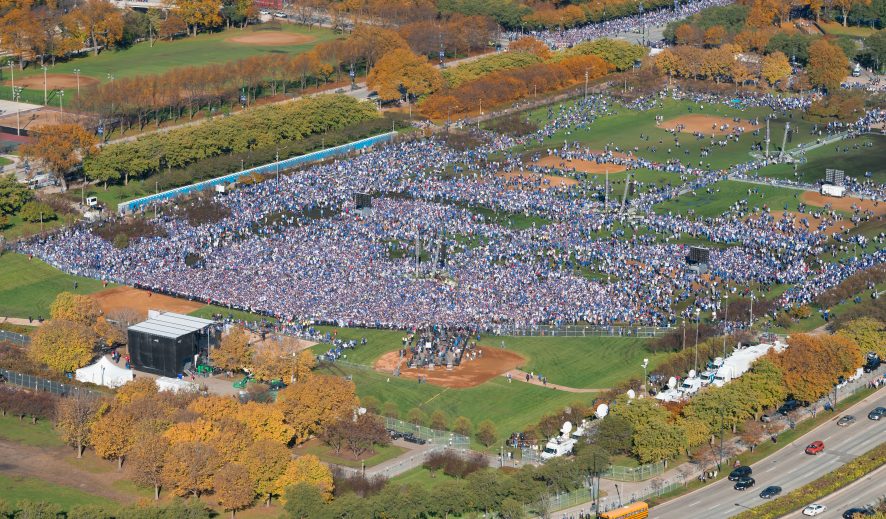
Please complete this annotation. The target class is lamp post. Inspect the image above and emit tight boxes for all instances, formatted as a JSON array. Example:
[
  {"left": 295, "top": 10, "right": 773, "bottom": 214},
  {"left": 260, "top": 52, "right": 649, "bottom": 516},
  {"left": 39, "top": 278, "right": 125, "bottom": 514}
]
[
  {"left": 12, "top": 87, "right": 22, "bottom": 136},
  {"left": 478, "top": 98, "right": 482, "bottom": 130},
  {"left": 694, "top": 308, "right": 701, "bottom": 373},
  {"left": 73, "top": 68, "right": 81, "bottom": 96},
  {"left": 58, "top": 89, "right": 64, "bottom": 113},
  {"left": 275, "top": 148, "right": 280, "bottom": 183},
  {"left": 42, "top": 65, "right": 48, "bottom": 105},
  {"left": 641, "top": 358, "right": 649, "bottom": 396},
  {"left": 7, "top": 61, "right": 13, "bottom": 96}
]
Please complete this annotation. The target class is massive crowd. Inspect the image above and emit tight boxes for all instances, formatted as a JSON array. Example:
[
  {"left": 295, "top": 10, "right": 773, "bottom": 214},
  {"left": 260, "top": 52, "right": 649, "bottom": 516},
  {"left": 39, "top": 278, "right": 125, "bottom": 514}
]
[{"left": 19, "top": 90, "right": 886, "bottom": 330}]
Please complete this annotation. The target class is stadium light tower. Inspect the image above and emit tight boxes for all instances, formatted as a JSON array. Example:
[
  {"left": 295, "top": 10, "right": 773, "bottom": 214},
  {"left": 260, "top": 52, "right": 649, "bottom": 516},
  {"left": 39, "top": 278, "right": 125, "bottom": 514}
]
[
  {"left": 74, "top": 68, "right": 81, "bottom": 96},
  {"left": 42, "top": 64, "right": 48, "bottom": 105}
]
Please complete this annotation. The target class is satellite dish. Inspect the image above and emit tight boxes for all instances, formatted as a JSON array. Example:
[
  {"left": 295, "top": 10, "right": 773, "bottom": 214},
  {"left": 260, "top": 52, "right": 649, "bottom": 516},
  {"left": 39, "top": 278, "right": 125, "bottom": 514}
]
[
  {"left": 627, "top": 389, "right": 636, "bottom": 400},
  {"left": 688, "top": 369, "right": 697, "bottom": 379},
  {"left": 667, "top": 376, "right": 677, "bottom": 389},
  {"left": 560, "top": 421, "right": 573, "bottom": 436},
  {"left": 595, "top": 404, "right": 609, "bottom": 419}
]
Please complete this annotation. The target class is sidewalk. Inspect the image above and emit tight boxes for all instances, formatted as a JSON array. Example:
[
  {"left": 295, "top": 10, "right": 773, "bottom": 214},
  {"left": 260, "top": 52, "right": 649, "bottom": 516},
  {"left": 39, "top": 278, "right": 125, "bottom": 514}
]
[{"left": 502, "top": 369, "right": 604, "bottom": 393}]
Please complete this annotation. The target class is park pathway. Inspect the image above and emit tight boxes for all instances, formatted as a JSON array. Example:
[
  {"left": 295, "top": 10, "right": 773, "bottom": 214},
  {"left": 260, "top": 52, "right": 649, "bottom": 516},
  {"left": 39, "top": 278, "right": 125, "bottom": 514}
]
[
  {"left": 0, "top": 316, "right": 40, "bottom": 327},
  {"left": 502, "top": 369, "right": 607, "bottom": 393}
]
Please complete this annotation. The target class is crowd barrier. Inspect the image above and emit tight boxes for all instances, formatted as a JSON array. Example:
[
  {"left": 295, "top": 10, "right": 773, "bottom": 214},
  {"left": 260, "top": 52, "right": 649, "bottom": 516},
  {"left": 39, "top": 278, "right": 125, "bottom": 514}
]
[{"left": 116, "top": 131, "right": 397, "bottom": 214}]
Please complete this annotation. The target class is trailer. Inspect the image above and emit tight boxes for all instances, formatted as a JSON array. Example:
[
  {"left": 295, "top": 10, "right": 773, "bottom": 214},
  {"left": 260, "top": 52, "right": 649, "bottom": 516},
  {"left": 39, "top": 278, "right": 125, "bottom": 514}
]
[{"left": 820, "top": 184, "right": 845, "bottom": 198}]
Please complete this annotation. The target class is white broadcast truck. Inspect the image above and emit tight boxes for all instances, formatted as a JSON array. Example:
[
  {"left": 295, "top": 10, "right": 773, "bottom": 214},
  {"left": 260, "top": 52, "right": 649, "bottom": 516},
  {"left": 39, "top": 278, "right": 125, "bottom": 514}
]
[
  {"left": 820, "top": 184, "right": 845, "bottom": 198},
  {"left": 541, "top": 422, "right": 578, "bottom": 460}
]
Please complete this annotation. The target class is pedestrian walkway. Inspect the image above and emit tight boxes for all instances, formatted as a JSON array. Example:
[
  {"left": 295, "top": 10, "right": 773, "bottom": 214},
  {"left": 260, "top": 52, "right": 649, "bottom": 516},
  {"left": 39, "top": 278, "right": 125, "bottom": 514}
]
[
  {"left": 502, "top": 369, "right": 605, "bottom": 393},
  {"left": 0, "top": 316, "right": 40, "bottom": 327}
]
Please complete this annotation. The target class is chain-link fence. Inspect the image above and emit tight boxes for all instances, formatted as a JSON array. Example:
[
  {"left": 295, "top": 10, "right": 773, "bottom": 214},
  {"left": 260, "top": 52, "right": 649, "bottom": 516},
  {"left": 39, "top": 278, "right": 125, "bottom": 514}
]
[
  {"left": 601, "top": 461, "right": 666, "bottom": 482},
  {"left": 384, "top": 416, "right": 470, "bottom": 447},
  {"left": 525, "top": 487, "right": 593, "bottom": 517},
  {"left": 495, "top": 324, "right": 670, "bottom": 338},
  {"left": 0, "top": 368, "right": 106, "bottom": 400},
  {"left": 0, "top": 330, "right": 29, "bottom": 345}
]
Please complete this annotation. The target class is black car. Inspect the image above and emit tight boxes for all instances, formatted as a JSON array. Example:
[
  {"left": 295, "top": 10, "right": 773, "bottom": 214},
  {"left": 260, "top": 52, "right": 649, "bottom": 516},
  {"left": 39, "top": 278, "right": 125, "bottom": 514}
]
[
  {"left": 734, "top": 476, "right": 755, "bottom": 491},
  {"left": 842, "top": 507, "right": 875, "bottom": 518},
  {"left": 759, "top": 486, "right": 782, "bottom": 499},
  {"left": 864, "top": 354, "right": 881, "bottom": 373},
  {"left": 728, "top": 466, "right": 753, "bottom": 481},
  {"left": 778, "top": 400, "right": 801, "bottom": 415},
  {"left": 868, "top": 407, "right": 886, "bottom": 421}
]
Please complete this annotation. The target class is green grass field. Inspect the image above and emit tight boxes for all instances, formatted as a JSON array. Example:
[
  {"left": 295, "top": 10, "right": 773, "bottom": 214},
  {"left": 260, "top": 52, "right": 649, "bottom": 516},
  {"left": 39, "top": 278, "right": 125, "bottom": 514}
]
[
  {"left": 0, "top": 415, "right": 63, "bottom": 448},
  {"left": 297, "top": 442, "right": 407, "bottom": 469},
  {"left": 0, "top": 474, "right": 107, "bottom": 509},
  {"left": 816, "top": 21, "right": 876, "bottom": 38},
  {"left": 755, "top": 135, "right": 886, "bottom": 185},
  {"left": 3, "top": 24, "right": 338, "bottom": 84},
  {"left": 321, "top": 364, "right": 597, "bottom": 448},
  {"left": 653, "top": 180, "right": 809, "bottom": 218},
  {"left": 482, "top": 336, "right": 665, "bottom": 389},
  {"left": 0, "top": 252, "right": 108, "bottom": 318}
]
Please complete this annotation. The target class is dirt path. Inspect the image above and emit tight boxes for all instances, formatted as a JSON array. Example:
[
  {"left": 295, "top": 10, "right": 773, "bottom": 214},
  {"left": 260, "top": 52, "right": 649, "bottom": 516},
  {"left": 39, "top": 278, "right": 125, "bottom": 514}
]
[
  {"left": 0, "top": 316, "right": 40, "bottom": 327},
  {"left": 0, "top": 439, "right": 133, "bottom": 503},
  {"left": 503, "top": 369, "right": 607, "bottom": 393}
]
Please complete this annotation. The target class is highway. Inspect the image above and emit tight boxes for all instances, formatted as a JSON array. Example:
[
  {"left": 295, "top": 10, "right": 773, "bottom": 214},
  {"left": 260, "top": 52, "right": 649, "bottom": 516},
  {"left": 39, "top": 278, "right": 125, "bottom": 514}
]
[
  {"left": 781, "top": 464, "right": 886, "bottom": 519},
  {"left": 653, "top": 388, "right": 886, "bottom": 519}
]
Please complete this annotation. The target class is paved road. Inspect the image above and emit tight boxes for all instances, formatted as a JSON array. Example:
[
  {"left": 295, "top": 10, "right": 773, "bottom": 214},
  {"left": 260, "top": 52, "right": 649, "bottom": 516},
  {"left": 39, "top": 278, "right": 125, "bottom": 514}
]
[
  {"left": 653, "top": 388, "right": 886, "bottom": 519},
  {"left": 780, "top": 463, "right": 886, "bottom": 519}
]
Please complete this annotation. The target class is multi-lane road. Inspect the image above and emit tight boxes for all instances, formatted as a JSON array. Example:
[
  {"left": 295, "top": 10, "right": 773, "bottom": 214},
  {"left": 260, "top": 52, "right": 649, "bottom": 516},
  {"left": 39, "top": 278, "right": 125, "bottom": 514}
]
[
  {"left": 781, "top": 463, "right": 886, "bottom": 519},
  {"left": 653, "top": 388, "right": 886, "bottom": 519}
]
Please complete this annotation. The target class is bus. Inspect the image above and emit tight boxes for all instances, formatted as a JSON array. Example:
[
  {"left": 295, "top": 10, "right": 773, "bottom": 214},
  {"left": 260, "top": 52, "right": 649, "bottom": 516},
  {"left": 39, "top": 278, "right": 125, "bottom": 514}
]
[{"left": 598, "top": 502, "right": 649, "bottom": 519}]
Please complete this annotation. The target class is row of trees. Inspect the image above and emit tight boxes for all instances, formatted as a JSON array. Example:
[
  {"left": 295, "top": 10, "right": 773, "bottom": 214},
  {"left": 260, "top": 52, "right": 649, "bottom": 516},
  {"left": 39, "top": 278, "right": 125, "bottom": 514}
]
[
  {"left": 211, "top": 327, "right": 318, "bottom": 383},
  {"left": 82, "top": 94, "right": 377, "bottom": 188}
]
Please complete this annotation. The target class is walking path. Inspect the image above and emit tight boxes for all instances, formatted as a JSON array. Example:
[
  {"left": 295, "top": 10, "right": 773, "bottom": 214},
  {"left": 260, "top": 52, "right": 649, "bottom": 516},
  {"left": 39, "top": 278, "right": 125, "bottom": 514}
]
[
  {"left": 502, "top": 369, "right": 605, "bottom": 393},
  {"left": 0, "top": 316, "right": 40, "bottom": 327}
]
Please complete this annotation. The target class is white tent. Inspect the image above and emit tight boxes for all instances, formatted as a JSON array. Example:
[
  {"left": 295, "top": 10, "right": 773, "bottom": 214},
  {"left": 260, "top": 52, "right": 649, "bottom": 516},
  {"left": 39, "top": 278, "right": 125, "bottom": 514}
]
[
  {"left": 155, "top": 377, "right": 198, "bottom": 393},
  {"left": 75, "top": 357, "right": 134, "bottom": 388}
]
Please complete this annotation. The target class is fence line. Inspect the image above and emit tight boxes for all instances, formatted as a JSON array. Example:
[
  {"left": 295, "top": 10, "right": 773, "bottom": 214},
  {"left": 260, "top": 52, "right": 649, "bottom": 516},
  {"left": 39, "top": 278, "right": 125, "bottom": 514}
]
[
  {"left": 602, "top": 461, "right": 666, "bottom": 482},
  {"left": 0, "top": 330, "right": 29, "bottom": 345},
  {"left": 496, "top": 324, "right": 669, "bottom": 338},
  {"left": 0, "top": 368, "right": 106, "bottom": 399},
  {"left": 384, "top": 416, "right": 471, "bottom": 447},
  {"left": 117, "top": 131, "right": 397, "bottom": 213}
]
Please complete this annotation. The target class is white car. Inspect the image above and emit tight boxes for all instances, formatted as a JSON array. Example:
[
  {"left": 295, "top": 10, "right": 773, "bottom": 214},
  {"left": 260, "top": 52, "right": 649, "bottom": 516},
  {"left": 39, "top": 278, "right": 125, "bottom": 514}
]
[{"left": 802, "top": 504, "right": 826, "bottom": 516}]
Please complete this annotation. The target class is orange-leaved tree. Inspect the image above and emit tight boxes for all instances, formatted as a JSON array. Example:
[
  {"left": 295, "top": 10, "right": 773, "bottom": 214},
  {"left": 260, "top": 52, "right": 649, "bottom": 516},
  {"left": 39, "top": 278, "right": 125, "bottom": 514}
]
[
  {"left": 20, "top": 124, "right": 98, "bottom": 191},
  {"left": 367, "top": 48, "right": 442, "bottom": 103},
  {"left": 807, "top": 39, "right": 848, "bottom": 92}
]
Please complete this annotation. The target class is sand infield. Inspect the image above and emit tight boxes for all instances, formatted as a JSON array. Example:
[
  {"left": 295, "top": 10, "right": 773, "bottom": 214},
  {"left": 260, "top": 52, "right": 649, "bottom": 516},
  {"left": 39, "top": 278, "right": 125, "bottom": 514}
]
[
  {"left": 91, "top": 286, "right": 205, "bottom": 318},
  {"left": 4, "top": 74, "right": 99, "bottom": 90},
  {"left": 226, "top": 32, "right": 315, "bottom": 45},
  {"left": 374, "top": 347, "right": 525, "bottom": 388},
  {"left": 532, "top": 154, "right": 628, "bottom": 174},
  {"left": 662, "top": 115, "right": 761, "bottom": 135},
  {"left": 801, "top": 192, "right": 886, "bottom": 215},
  {"left": 497, "top": 171, "right": 579, "bottom": 190}
]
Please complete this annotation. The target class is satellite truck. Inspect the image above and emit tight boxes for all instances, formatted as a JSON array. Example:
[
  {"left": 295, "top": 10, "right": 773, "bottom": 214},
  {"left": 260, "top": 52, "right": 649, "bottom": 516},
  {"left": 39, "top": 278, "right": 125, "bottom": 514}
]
[{"left": 541, "top": 422, "right": 578, "bottom": 460}]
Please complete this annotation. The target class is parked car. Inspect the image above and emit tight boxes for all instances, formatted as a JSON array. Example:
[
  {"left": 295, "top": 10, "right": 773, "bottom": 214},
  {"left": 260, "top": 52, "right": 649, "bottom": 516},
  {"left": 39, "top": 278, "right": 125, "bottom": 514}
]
[
  {"left": 843, "top": 507, "right": 875, "bottom": 518},
  {"left": 761, "top": 413, "right": 773, "bottom": 423},
  {"left": 274, "top": 11, "right": 287, "bottom": 18},
  {"left": 778, "top": 399, "right": 801, "bottom": 415},
  {"left": 837, "top": 415, "right": 856, "bottom": 427},
  {"left": 388, "top": 429, "right": 403, "bottom": 440},
  {"left": 805, "top": 440, "right": 825, "bottom": 455},
  {"left": 728, "top": 466, "right": 752, "bottom": 481},
  {"left": 258, "top": 9, "right": 269, "bottom": 14},
  {"left": 759, "top": 486, "right": 782, "bottom": 499},
  {"left": 863, "top": 352, "right": 881, "bottom": 373},
  {"left": 802, "top": 504, "right": 826, "bottom": 516},
  {"left": 734, "top": 476, "right": 755, "bottom": 491},
  {"left": 868, "top": 407, "right": 886, "bottom": 421}
]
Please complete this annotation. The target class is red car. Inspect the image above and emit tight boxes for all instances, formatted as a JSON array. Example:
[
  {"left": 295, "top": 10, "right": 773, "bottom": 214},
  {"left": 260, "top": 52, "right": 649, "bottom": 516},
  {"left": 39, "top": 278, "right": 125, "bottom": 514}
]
[{"left": 805, "top": 440, "right": 825, "bottom": 455}]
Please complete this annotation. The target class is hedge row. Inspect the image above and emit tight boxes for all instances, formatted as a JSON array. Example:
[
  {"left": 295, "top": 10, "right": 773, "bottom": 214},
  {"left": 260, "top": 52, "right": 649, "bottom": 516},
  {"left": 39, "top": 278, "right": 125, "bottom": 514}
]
[
  {"left": 734, "top": 441, "right": 886, "bottom": 518},
  {"left": 442, "top": 51, "right": 543, "bottom": 88},
  {"left": 84, "top": 95, "right": 379, "bottom": 187}
]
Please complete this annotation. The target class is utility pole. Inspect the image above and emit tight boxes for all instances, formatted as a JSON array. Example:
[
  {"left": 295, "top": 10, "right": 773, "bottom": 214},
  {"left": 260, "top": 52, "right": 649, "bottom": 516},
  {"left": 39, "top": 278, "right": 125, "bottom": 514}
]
[
  {"left": 694, "top": 308, "right": 700, "bottom": 373},
  {"left": 749, "top": 293, "right": 754, "bottom": 326},
  {"left": 778, "top": 122, "right": 790, "bottom": 160},
  {"left": 722, "top": 295, "right": 728, "bottom": 358},
  {"left": 765, "top": 119, "right": 770, "bottom": 158},
  {"left": 584, "top": 69, "right": 589, "bottom": 101},
  {"left": 42, "top": 65, "right": 48, "bottom": 105}
]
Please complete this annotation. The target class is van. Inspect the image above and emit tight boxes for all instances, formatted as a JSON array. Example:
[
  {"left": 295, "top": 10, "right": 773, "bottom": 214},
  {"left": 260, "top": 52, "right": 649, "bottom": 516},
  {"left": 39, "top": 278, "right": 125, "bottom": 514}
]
[{"left": 852, "top": 63, "right": 862, "bottom": 77}]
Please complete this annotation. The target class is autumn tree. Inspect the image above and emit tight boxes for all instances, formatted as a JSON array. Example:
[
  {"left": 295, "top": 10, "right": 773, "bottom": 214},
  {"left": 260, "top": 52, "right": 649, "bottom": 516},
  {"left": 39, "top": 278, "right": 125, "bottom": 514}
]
[
  {"left": 367, "top": 48, "right": 442, "bottom": 102},
  {"left": 509, "top": 36, "right": 551, "bottom": 59},
  {"left": 50, "top": 292, "right": 101, "bottom": 326},
  {"left": 66, "top": 0, "right": 124, "bottom": 55},
  {"left": 674, "top": 24, "right": 697, "bottom": 45},
  {"left": 769, "top": 334, "right": 863, "bottom": 403},
  {"left": 836, "top": 318, "right": 885, "bottom": 357},
  {"left": 761, "top": 51, "right": 792, "bottom": 86},
  {"left": 29, "top": 320, "right": 96, "bottom": 373},
  {"left": 213, "top": 463, "right": 254, "bottom": 518},
  {"left": 251, "top": 341, "right": 314, "bottom": 383},
  {"left": 430, "top": 409, "right": 449, "bottom": 431},
  {"left": 344, "top": 414, "right": 390, "bottom": 458},
  {"left": 173, "top": 0, "right": 222, "bottom": 36},
  {"left": 275, "top": 454, "right": 334, "bottom": 502},
  {"left": 244, "top": 440, "right": 290, "bottom": 506},
  {"left": 93, "top": 316, "right": 126, "bottom": 347},
  {"left": 703, "top": 25, "right": 727, "bottom": 47},
  {"left": 476, "top": 419, "right": 498, "bottom": 447},
  {"left": 276, "top": 374, "right": 359, "bottom": 444},
  {"left": 20, "top": 124, "right": 98, "bottom": 191},
  {"left": 633, "top": 421, "right": 686, "bottom": 463},
  {"left": 453, "top": 416, "right": 472, "bottom": 437},
  {"left": 163, "top": 441, "right": 221, "bottom": 497},
  {"left": 129, "top": 430, "right": 169, "bottom": 499},
  {"left": 55, "top": 396, "right": 102, "bottom": 458},
  {"left": 212, "top": 326, "right": 253, "bottom": 373},
  {"left": 807, "top": 39, "right": 848, "bottom": 91},
  {"left": 91, "top": 406, "right": 137, "bottom": 470},
  {"left": 235, "top": 401, "right": 294, "bottom": 443}
]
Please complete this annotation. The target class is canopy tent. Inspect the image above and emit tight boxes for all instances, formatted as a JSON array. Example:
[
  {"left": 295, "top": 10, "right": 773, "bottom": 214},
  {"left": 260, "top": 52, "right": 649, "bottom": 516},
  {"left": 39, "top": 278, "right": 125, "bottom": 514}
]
[
  {"left": 155, "top": 376, "right": 198, "bottom": 393},
  {"left": 75, "top": 357, "right": 134, "bottom": 388}
]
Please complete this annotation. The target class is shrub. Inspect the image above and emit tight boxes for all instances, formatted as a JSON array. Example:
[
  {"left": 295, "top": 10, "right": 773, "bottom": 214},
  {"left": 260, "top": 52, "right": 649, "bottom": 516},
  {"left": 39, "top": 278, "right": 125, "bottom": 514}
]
[{"left": 18, "top": 201, "right": 56, "bottom": 223}]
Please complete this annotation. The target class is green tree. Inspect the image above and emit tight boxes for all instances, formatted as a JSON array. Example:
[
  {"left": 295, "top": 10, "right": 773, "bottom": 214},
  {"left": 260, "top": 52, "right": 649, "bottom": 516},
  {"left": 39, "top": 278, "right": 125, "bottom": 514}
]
[
  {"left": 561, "top": 38, "right": 645, "bottom": 71},
  {"left": 499, "top": 498, "right": 525, "bottom": 519},
  {"left": 0, "top": 174, "right": 33, "bottom": 215},
  {"left": 837, "top": 318, "right": 885, "bottom": 357},
  {"left": 18, "top": 201, "right": 55, "bottom": 223},
  {"left": 476, "top": 419, "right": 498, "bottom": 447},
  {"left": 430, "top": 409, "right": 449, "bottom": 431},
  {"left": 864, "top": 30, "right": 886, "bottom": 72},
  {"left": 633, "top": 421, "right": 686, "bottom": 463},
  {"left": 595, "top": 414, "right": 633, "bottom": 455},
  {"left": 282, "top": 482, "right": 325, "bottom": 519}
]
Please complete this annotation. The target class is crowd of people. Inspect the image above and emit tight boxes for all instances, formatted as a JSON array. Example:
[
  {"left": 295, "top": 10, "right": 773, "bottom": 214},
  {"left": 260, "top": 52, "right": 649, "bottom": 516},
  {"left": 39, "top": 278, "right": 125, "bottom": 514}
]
[{"left": 19, "top": 89, "right": 885, "bottom": 330}]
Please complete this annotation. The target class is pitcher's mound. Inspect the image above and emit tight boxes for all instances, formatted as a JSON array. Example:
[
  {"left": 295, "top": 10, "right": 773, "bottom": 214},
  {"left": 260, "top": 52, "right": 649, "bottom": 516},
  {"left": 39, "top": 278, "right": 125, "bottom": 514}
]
[
  {"left": 662, "top": 115, "right": 760, "bottom": 135},
  {"left": 374, "top": 348, "right": 525, "bottom": 388},
  {"left": 92, "top": 286, "right": 205, "bottom": 318},
  {"left": 227, "top": 33, "right": 315, "bottom": 45},
  {"left": 533, "top": 154, "right": 627, "bottom": 174}
]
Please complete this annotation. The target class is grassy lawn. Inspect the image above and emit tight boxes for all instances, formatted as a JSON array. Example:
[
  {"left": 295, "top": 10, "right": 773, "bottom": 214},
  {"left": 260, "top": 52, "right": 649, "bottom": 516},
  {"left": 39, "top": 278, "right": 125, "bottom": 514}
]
[
  {"left": 296, "top": 442, "right": 407, "bottom": 469},
  {"left": 0, "top": 474, "right": 107, "bottom": 509},
  {"left": 309, "top": 327, "right": 405, "bottom": 364},
  {"left": 2, "top": 24, "right": 339, "bottom": 84},
  {"left": 0, "top": 211, "right": 75, "bottom": 242},
  {"left": 817, "top": 21, "right": 876, "bottom": 38},
  {"left": 0, "top": 157, "right": 11, "bottom": 167},
  {"left": 320, "top": 364, "right": 598, "bottom": 449},
  {"left": 654, "top": 180, "right": 811, "bottom": 218},
  {"left": 482, "top": 336, "right": 666, "bottom": 389},
  {"left": 0, "top": 253, "right": 108, "bottom": 318},
  {"left": 0, "top": 415, "right": 63, "bottom": 448},
  {"left": 522, "top": 98, "right": 819, "bottom": 171},
  {"left": 389, "top": 466, "right": 459, "bottom": 486},
  {"left": 755, "top": 135, "right": 886, "bottom": 185},
  {"left": 189, "top": 304, "right": 277, "bottom": 324}
]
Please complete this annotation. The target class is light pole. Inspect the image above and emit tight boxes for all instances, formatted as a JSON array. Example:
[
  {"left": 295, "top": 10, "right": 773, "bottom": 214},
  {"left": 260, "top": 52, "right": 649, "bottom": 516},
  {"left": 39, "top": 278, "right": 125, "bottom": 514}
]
[
  {"left": 73, "top": 68, "right": 81, "bottom": 96},
  {"left": 694, "top": 308, "right": 700, "bottom": 373},
  {"left": 584, "top": 69, "right": 589, "bottom": 101},
  {"left": 641, "top": 358, "right": 649, "bottom": 396},
  {"left": 478, "top": 98, "right": 482, "bottom": 129},
  {"left": 722, "top": 295, "right": 728, "bottom": 358},
  {"left": 275, "top": 148, "right": 280, "bottom": 183},
  {"left": 58, "top": 89, "right": 64, "bottom": 113},
  {"left": 42, "top": 65, "right": 48, "bottom": 105},
  {"left": 7, "top": 61, "right": 13, "bottom": 96}
]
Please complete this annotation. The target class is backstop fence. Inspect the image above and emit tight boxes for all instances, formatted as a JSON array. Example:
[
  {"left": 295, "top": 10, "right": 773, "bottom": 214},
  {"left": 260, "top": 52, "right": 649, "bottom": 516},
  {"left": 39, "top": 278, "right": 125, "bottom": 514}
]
[
  {"left": 0, "top": 368, "right": 106, "bottom": 399},
  {"left": 384, "top": 416, "right": 471, "bottom": 447},
  {"left": 0, "top": 330, "right": 29, "bottom": 346},
  {"left": 601, "top": 461, "right": 666, "bottom": 482},
  {"left": 117, "top": 131, "right": 397, "bottom": 214}
]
